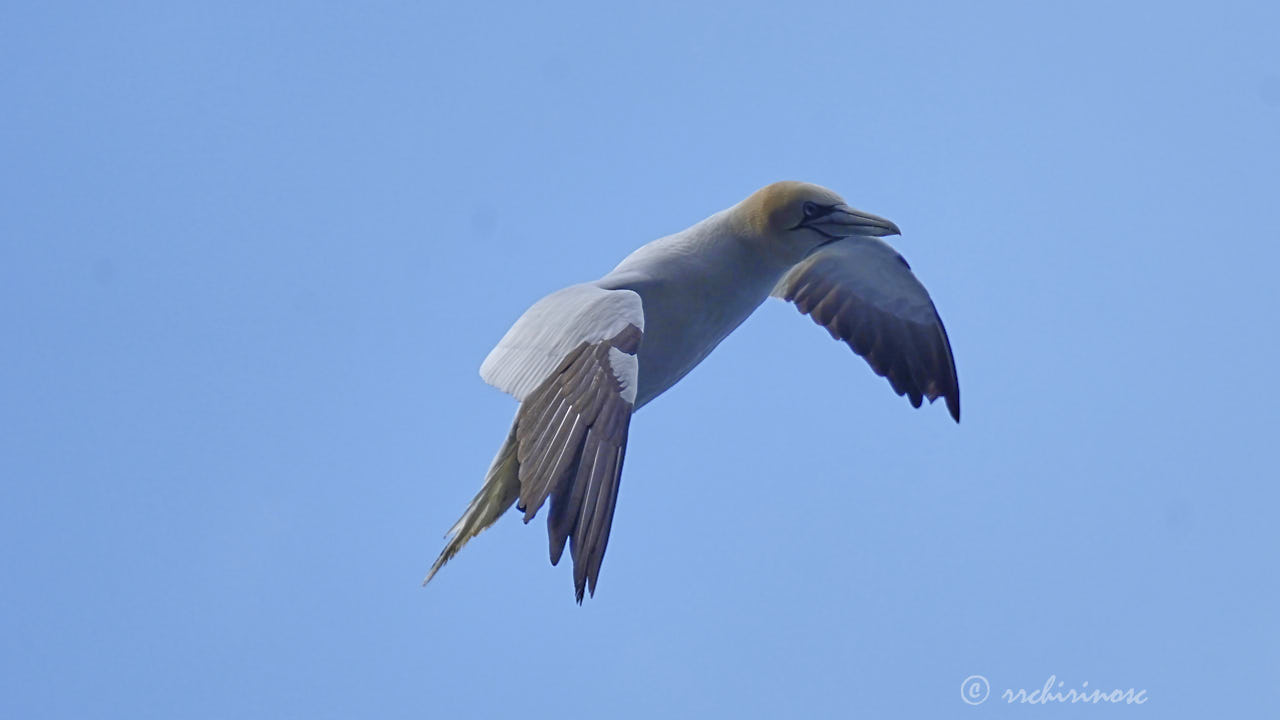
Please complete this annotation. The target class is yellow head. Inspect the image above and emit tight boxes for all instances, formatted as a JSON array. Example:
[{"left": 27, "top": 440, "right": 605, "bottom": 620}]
[{"left": 736, "top": 181, "right": 901, "bottom": 260}]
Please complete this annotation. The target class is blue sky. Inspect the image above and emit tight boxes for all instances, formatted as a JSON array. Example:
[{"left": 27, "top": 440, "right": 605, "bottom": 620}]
[{"left": 2, "top": 1, "right": 1278, "bottom": 717}]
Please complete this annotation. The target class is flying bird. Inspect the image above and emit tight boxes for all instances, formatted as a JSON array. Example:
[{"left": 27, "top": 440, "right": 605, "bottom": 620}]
[{"left": 425, "top": 181, "right": 959, "bottom": 602}]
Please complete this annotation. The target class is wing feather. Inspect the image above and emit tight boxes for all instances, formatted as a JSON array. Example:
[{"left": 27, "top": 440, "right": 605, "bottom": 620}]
[
  {"left": 492, "top": 286, "right": 643, "bottom": 602},
  {"left": 481, "top": 284, "right": 643, "bottom": 401},
  {"left": 774, "top": 237, "right": 960, "bottom": 422}
]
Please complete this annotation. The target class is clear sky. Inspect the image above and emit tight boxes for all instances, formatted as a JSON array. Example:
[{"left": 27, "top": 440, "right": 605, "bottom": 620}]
[{"left": 2, "top": 2, "right": 1278, "bottom": 718}]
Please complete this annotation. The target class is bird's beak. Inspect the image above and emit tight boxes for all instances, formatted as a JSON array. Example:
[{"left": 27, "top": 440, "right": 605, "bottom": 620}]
[{"left": 811, "top": 205, "right": 902, "bottom": 238}]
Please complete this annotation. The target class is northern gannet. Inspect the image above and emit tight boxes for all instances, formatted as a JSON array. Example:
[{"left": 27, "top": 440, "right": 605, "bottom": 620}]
[{"left": 425, "top": 181, "right": 960, "bottom": 602}]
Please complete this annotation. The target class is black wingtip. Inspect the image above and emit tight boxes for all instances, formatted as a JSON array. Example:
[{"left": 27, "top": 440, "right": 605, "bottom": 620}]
[{"left": 947, "top": 395, "right": 960, "bottom": 423}]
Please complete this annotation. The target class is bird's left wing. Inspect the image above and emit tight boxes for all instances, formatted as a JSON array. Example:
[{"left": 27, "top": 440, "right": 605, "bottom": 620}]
[
  {"left": 773, "top": 237, "right": 960, "bottom": 421},
  {"left": 480, "top": 284, "right": 643, "bottom": 601}
]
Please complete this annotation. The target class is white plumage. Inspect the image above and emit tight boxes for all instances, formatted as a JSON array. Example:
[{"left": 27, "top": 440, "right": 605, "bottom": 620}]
[{"left": 426, "top": 181, "right": 959, "bottom": 602}]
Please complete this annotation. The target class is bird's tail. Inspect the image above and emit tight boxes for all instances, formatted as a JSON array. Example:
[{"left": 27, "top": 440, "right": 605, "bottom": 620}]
[{"left": 423, "top": 419, "right": 520, "bottom": 586}]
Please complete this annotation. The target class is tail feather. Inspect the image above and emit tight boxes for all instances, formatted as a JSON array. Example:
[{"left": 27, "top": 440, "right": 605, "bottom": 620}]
[{"left": 423, "top": 421, "right": 520, "bottom": 586}]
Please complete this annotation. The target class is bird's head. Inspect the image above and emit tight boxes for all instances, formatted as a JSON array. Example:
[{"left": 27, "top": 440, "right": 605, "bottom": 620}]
[{"left": 737, "top": 181, "right": 901, "bottom": 260}]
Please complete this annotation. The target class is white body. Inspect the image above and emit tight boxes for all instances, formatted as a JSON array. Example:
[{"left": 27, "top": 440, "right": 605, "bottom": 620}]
[
  {"left": 595, "top": 208, "right": 793, "bottom": 408},
  {"left": 429, "top": 181, "right": 960, "bottom": 602}
]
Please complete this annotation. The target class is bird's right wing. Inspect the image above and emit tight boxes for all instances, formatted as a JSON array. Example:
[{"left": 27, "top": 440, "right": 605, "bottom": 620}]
[
  {"left": 772, "top": 236, "right": 960, "bottom": 421},
  {"left": 479, "top": 284, "right": 644, "bottom": 601}
]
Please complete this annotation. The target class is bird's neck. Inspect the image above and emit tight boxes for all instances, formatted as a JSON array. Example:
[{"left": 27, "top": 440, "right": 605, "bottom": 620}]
[{"left": 608, "top": 210, "right": 795, "bottom": 287}]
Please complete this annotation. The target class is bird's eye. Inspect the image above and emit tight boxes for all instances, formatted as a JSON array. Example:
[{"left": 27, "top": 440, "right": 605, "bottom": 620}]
[{"left": 803, "top": 202, "right": 821, "bottom": 218}]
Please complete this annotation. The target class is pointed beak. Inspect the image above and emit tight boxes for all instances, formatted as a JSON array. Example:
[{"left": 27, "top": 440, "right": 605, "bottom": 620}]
[{"left": 813, "top": 206, "right": 901, "bottom": 238}]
